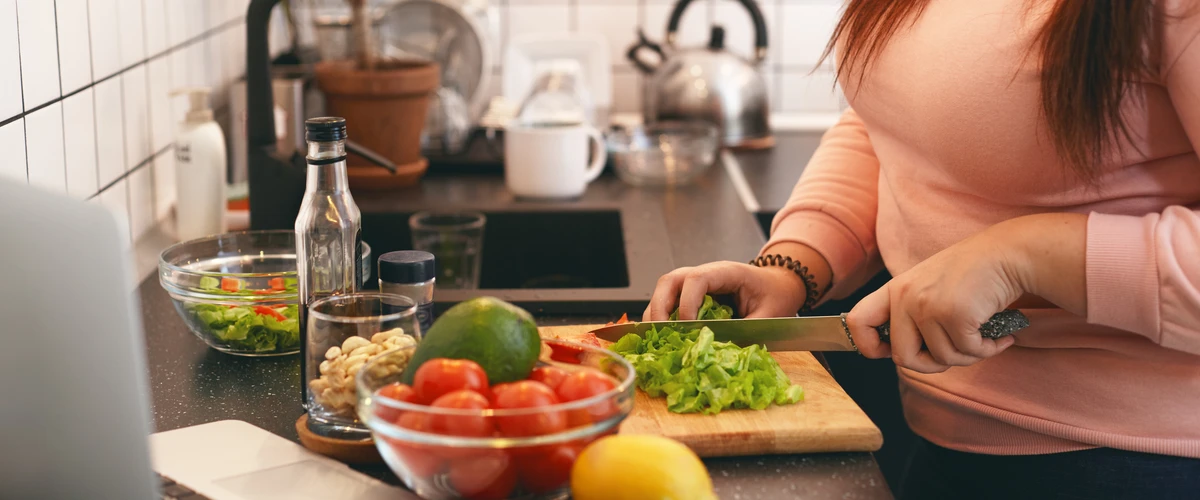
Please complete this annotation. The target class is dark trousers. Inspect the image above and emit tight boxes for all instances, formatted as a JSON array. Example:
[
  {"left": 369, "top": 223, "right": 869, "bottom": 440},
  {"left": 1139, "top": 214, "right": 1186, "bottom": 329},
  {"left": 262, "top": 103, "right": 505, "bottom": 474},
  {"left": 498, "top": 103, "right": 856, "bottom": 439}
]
[{"left": 899, "top": 437, "right": 1200, "bottom": 500}]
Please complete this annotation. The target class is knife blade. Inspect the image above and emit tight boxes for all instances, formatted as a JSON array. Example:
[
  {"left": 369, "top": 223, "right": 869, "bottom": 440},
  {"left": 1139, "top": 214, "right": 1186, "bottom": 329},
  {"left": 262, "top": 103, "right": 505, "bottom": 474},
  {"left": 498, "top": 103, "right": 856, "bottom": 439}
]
[{"left": 589, "top": 310, "right": 1030, "bottom": 352}]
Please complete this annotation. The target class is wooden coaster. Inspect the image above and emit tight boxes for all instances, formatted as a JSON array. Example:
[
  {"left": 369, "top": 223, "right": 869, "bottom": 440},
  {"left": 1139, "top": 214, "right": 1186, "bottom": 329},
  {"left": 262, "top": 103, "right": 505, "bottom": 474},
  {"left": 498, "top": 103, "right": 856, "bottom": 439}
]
[
  {"left": 729, "top": 135, "right": 776, "bottom": 150},
  {"left": 296, "top": 414, "right": 382, "bottom": 464}
]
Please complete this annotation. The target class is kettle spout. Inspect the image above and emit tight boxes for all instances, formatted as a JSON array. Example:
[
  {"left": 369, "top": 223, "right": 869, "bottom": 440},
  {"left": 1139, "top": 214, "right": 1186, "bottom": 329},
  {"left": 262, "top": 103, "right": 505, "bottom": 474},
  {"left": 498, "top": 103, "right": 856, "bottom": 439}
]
[{"left": 627, "top": 28, "right": 666, "bottom": 75}]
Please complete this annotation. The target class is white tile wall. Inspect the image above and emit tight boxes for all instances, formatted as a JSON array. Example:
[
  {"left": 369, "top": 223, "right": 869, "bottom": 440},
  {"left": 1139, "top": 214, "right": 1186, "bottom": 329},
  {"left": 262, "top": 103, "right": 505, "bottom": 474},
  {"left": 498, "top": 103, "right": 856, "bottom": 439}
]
[
  {"left": 24, "top": 102, "right": 67, "bottom": 193},
  {"left": 55, "top": 0, "right": 92, "bottom": 94},
  {"left": 0, "top": 0, "right": 21, "bottom": 120},
  {"left": 0, "top": 119, "right": 26, "bottom": 182},
  {"left": 16, "top": 0, "right": 61, "bottom": 109},
  {"left": 3, "top": 0, "right": 247, "bottom": 243},
  {"left": 495, "top": 0, "right": 845, "bottom": 114}
]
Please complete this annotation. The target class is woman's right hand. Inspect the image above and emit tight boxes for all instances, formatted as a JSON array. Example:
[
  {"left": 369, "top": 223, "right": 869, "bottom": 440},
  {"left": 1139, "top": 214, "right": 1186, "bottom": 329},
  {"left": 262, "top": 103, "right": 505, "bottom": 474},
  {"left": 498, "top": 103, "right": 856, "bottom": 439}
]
[{"left": 643, "top": 244, "right": 832, "bottom": 320}]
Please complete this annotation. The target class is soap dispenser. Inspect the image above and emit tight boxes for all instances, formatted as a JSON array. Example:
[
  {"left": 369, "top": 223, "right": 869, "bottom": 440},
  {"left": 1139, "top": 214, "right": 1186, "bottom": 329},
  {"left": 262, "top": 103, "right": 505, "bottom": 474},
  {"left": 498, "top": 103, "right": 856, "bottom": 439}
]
[{"left": 172, "top": 88, "right": 228, "bottom": 240}]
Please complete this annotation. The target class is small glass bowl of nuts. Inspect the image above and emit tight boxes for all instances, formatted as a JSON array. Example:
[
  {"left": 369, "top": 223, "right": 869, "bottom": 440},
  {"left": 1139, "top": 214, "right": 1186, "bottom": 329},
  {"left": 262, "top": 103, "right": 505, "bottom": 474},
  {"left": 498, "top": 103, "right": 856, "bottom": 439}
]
[{"left": 305, "top": 293, "right": 421, "bottom": 437}]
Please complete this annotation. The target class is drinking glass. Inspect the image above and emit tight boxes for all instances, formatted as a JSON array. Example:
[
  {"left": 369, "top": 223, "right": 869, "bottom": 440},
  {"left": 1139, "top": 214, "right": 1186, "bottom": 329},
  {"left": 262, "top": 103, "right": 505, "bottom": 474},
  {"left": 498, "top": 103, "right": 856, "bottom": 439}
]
[
  {"left": 304, "top": 293, "right": 420, "bottom": 438},
  {"left": 408, "top": 211, "right": 486, "bottom": 289}
]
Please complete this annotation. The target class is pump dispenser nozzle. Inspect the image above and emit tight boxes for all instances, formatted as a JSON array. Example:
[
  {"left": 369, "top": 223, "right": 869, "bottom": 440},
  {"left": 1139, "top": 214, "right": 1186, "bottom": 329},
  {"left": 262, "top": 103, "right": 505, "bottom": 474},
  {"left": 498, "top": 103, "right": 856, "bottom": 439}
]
[{"left": 171, "top": 87, "right": 214, "bottom": 124}]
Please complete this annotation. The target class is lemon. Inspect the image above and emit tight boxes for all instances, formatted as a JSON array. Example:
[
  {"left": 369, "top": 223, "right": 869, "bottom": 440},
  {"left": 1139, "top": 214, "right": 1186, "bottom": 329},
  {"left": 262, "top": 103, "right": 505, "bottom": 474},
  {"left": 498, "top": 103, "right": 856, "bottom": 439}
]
[{"left": 571, "top": 435, "right": 717, "bottom": 500}]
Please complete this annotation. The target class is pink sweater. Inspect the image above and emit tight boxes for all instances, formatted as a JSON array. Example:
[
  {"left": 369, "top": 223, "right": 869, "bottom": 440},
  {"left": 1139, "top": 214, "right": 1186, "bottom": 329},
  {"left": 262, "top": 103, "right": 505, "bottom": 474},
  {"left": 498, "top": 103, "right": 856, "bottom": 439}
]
[{"left": 765, "top": 0, "right": 1200, "bottom": 457}]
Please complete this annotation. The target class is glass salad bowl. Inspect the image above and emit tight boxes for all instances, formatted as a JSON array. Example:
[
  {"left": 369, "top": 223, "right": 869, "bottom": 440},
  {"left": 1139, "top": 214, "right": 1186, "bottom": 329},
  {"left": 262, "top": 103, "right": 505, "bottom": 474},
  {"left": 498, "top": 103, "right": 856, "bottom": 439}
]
[
  {"left": 158, "top": 230, "right": 371, "bottom": 356},
  {"left": 355, "top": 341, "right": 636, "bottom": 500}
]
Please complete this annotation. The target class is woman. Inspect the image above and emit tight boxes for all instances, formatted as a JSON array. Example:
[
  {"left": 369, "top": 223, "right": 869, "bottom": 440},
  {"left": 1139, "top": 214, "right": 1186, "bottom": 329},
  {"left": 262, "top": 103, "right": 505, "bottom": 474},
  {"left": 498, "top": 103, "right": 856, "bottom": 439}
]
[{"left": 646, "top": 1, "right": 1200, "bottom": 498}]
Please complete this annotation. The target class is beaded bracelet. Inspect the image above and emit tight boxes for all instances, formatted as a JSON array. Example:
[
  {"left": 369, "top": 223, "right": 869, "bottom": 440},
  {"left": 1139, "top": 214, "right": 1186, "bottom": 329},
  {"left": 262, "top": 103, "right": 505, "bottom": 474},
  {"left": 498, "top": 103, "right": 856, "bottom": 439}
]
[{"left": 749, "top": 254, "right": 830, "bottom": 312}]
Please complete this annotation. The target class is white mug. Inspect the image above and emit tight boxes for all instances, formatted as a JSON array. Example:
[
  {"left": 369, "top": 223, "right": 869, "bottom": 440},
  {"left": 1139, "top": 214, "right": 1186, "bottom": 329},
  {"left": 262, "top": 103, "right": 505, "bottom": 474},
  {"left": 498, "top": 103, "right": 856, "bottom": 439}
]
[{"left": 504, "top": 121, "right": 607, "bottom": 198}]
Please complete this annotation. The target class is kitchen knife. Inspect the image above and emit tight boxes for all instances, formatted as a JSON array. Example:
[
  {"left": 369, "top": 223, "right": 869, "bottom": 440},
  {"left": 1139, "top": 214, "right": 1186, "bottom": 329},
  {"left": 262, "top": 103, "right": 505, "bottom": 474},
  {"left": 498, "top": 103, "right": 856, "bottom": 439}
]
[{"left": 589, "top": 310, "right": 1030, "bottom": 352}]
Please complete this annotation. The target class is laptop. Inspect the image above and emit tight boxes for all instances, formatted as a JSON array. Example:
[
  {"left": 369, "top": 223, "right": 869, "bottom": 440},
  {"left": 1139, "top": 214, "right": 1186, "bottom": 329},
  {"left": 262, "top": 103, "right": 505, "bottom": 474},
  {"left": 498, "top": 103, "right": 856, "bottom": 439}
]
[{"left": 0, "top": 179, "right": 413, "bottom": 499}]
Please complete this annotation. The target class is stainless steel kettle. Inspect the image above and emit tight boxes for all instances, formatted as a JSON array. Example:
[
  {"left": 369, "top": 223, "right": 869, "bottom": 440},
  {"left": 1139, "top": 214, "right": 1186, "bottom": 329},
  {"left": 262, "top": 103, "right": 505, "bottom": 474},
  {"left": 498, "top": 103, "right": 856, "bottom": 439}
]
[{"left": 628, "top": 0, "right": 772, "bottom": 149}]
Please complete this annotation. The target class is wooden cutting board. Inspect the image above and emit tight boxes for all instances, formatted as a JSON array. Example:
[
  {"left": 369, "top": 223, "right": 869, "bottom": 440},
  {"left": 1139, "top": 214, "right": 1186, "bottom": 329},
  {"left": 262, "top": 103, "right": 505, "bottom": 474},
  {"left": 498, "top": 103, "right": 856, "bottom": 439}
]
[{"left": 540, "top": 325, "right": 883, "bottom": 457}]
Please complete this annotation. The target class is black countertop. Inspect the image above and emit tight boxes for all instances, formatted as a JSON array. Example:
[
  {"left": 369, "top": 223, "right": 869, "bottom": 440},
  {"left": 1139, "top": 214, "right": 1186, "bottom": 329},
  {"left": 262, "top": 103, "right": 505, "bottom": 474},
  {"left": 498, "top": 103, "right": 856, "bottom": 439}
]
[
  {"left": 733, "top": 131, "right": 825, "bottom": 213},
  {"left": 139, "top": 132, "right": 892, "bottom": 499}
]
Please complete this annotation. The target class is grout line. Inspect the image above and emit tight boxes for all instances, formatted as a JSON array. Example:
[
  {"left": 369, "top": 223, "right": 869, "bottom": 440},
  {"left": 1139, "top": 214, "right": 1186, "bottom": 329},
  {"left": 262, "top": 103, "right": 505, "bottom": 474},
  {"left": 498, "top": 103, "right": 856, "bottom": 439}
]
[
  {"left": 54, "top": 0, "right": 68, "bottom": 190},
  {"left": 13, "top": 0, "right": 26, "bottom": 181},
  {"left": 92, "top": 143, "right": 172, "bottom": 198},
  {"left": 721, "top": 150, "right": 761, "bottom": 213},
  {"left": 85, "top": 0, "right": 94, "bottom": 84}
]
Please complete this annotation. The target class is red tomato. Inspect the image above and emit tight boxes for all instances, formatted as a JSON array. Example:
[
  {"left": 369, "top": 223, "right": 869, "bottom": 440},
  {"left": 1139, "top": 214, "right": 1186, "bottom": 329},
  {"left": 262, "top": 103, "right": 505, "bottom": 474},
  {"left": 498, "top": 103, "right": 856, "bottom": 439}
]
[
  {"left": 374, "top": 383, "right": 419, "bottom": 423},
  {"left": 491, "top": 381, "right": 567, "bottom": 437},
  {"left": 529, "top": 366, "right": 569, "bottom": 390},
  {"left": 253, "top": 305, "right": 288, "bottom": 321},
  {"left": 448, "top": 451, "right": 517, "bottom": 499},
  {"left": 556, "top": 369, "right": 620, "bottom": 423},
  {"left": 413, "top": 358, "right": 489, "bottom": 403},
  {"left": 268, "top": 277, "right": 286, "bottom": 290},
  {"left": 429, "top": 390, "right": 493, "bottom": 438},
  {"left": 220, "top": 277, "right": 242, "bottom": 293},
  {"left": 545, "top": 340, "right": 584, "bottom": 364},
  {"left": 516, "top": 443, "right": 580, "bottom": 494},
  {"left": 391, "top": 412, "right": 445, "bottom": 478}
]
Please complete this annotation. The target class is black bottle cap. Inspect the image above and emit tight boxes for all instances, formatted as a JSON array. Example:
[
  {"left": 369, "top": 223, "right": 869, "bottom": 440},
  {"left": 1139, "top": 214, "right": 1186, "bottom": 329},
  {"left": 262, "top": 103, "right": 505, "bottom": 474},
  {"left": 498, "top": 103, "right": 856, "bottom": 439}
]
[
  {"left": 379, "top": 251, "right": 437, "bottom": 284},
  {"left": 305, "top": 117, "right": 348, "bottom": 142}
]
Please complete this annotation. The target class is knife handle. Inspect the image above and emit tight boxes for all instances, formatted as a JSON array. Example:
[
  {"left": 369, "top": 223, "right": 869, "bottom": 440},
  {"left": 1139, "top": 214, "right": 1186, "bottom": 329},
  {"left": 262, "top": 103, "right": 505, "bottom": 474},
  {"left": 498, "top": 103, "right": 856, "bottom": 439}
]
[{"left": 872, "top": 309, "right": 1030, "bottom": 344}]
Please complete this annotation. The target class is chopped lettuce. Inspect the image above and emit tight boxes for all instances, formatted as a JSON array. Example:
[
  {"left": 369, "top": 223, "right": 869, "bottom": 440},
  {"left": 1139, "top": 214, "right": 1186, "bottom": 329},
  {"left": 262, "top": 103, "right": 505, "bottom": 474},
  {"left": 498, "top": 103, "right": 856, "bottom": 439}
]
[
  {"left": 610, "top": 296, "right": 803, "bottom": 414},
  {"left": 188, "top": 303, "right": 300, "bottom": 353},
  {"left": 185, "top": 277, "right": 301, "bottom": 353}
]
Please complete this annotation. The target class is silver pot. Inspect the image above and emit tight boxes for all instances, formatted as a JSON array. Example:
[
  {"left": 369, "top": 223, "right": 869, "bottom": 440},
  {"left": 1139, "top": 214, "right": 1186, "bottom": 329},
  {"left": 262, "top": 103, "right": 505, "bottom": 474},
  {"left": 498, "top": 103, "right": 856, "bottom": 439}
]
[{"left": 628, "top": 0, "right": 772, "bottom": 149}]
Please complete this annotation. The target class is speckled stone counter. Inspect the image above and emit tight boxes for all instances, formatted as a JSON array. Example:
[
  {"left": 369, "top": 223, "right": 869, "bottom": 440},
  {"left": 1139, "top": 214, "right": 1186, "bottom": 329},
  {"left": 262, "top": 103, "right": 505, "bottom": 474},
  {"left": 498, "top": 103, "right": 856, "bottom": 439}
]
[{"left": 139, "top": 144, "right": 893, "bottom": 499}]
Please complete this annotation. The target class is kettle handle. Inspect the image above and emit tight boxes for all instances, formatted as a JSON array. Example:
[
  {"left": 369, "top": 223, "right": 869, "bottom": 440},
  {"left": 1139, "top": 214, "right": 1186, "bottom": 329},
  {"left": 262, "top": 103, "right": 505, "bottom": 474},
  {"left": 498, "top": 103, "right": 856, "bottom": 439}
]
[
  {"left": 666, "top": 0, "right": 768, "bottom": 63},
  {"left": 627, "top": 27, "right": 667, "bottom": 75}
]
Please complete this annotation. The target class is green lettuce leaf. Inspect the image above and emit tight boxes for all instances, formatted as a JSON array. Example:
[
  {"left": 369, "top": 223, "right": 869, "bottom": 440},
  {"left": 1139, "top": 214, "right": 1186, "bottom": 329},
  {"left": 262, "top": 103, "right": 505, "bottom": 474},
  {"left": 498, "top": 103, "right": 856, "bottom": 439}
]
[{"left": 611, "top": 296, "right": 803, "bottom": 415}]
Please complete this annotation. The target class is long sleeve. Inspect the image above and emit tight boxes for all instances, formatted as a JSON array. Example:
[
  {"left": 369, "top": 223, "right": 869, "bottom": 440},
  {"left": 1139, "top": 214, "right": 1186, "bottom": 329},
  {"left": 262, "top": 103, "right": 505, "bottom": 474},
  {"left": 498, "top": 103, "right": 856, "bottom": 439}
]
[
  {"left": 762, "top": 108, "right": 882, "bottom": 300},
  {"left": 1085, "top": 4, "right": 1200, "bottom": 355}
]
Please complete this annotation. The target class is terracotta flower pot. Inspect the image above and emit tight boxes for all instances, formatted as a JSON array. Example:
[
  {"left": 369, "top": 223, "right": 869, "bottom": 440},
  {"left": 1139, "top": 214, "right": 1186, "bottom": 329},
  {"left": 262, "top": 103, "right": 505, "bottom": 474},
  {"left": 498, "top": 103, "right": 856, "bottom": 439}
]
[{"left": 314, "top": 60, "right": 440, "bottom": 176}]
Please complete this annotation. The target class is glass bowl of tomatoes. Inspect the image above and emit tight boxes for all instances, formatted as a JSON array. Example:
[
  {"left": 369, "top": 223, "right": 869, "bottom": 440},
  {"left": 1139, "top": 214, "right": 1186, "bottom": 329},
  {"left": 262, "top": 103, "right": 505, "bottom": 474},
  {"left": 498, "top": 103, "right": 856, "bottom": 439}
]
[
  {"left": 159, "top": 230, "right": 372, "bottom": 356},
  {"left": 355, "top": 340, "right": 636, "bottom": 499}
]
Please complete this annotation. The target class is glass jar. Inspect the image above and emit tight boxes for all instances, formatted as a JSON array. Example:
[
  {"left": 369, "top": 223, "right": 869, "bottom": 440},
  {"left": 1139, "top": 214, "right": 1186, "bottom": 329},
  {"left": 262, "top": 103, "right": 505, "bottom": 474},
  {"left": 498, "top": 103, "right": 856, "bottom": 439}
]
[
  {"left": 304, "top": 292, "right": 419, "bottom": 437},
  {"left": 378, "top": 250, "right": 436, "bottom": 336}
]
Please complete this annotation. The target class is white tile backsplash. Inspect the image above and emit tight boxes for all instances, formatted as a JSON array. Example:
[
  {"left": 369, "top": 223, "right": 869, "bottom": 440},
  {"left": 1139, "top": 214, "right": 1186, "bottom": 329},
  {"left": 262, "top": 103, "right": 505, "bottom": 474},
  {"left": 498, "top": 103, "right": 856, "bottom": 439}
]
[
  {"left": 152, "top": 150, "right": 175, "bottom": 220},
  {"left": 780, "top": 67, "right": 843, "bottom": 113},
  {"left": 575, "top": 3, "right": 639, "bottom": 69},
  {"left": 128, "top": 164, "right": 154, "bottom": 239},
  {"left": 780, "top": 1, "right": 842, "bottom": 67},
  {"left": 0, "top": 118, "right": 26, "bottom": 182},
  {"left": 89, "top": 0, "right": 122, "bottom": 79},
  {"left": 147, "top": 57, "right": 173, "bottom": 152},
  {"left": 94, "top": 77, "right": 125, "bottom": 187},
  {"left": 16, "top": 0, "right": 61, "bottom": 109},
  {"left": 99, "top": 177, "right": 130, "bottom": 242},
  {"left": 4, "top": 0, "right": 245, "bottom": 243},
  {"left": 0, "top": 0, "right": 22, "bottom": 120},
  {"left": 63, "top": 89, "right": 99, "bottom": 199},
  {"left": 55, "top": 0, "right": 92, "bottom": 94},
  {"left": 122, "top": 65, "right": 152, "bottom": 168},
  {"left": 118, "top": 0, "right": 147, "bottom": 67},
  {"left": 508, "top": 4, "right": 571, "bottom": 37},
  {"left": 24, "top": 102, "right": 67, "bottom": 194},
  {"left": 165, "top": 0, "right": 188, "bottom": 48},
  {"left": 144, "top": 0, "right": 168, "bottom": 56}
]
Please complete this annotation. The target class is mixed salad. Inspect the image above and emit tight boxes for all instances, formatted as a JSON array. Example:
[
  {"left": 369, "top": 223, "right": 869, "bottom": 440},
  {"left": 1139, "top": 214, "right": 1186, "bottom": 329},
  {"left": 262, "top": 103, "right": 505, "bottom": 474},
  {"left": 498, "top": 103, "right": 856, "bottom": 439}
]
[
  {"left": 185, "top": 276, "right": 301, "bottom": 353},
  {"left": 610, "top": 296, "right": 804, "bottom": 414}
]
